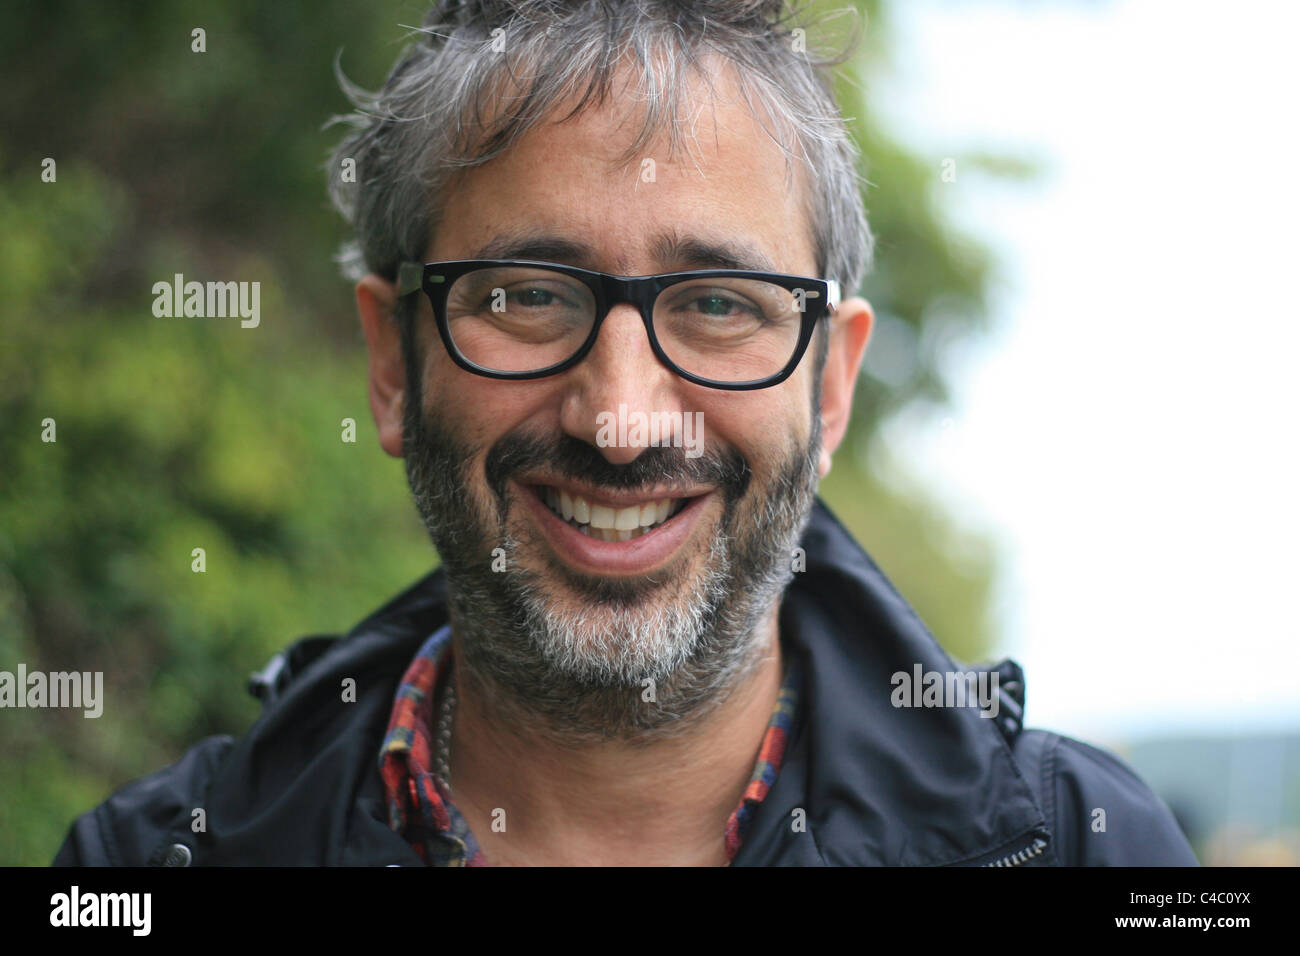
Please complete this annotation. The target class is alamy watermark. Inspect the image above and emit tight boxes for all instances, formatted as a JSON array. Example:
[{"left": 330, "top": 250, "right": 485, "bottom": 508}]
[
  {"left": 890, "top": 664, "right": 999, "bottom": 719},
  {"left": 0, "top": 665, "right": 103, "bottom": 718},
  {"left": 50, "top": 886, "right": 150, "bottom": 936},
  {"left": 152, "top": 273, "right": 260, "bottom": 328},
  {"left": 595, "top": 404, "right": 704, "bottom": 458}
]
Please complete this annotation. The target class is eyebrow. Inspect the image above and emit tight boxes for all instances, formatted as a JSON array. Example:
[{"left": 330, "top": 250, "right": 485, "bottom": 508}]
[{"left": 469, "top": 229, "right": 782, "bottom": 275}]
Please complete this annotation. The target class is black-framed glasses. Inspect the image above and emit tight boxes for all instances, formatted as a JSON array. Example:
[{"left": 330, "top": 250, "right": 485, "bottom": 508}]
[{"left": 396, "top": 259, "right": 841, "bottom": 391}]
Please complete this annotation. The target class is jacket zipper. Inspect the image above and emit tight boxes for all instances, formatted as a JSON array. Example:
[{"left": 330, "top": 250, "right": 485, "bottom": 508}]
[{"left": 984, "top": 835, "right": 1048, "bottom": 867}]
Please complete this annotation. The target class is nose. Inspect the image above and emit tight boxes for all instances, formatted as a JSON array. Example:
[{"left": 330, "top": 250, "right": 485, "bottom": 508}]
[{"left": 558, "top": 302, "right": 692, "bottom": 465}]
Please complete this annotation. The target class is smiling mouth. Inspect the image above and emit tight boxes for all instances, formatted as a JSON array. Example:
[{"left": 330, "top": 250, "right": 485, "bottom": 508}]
[{"left": 531, "top": 485, "right": 690, "bottom": 542}]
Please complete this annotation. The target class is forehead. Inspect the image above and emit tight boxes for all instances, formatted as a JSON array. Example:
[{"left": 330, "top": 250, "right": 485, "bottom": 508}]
[{"left": 429, "top": 58, "right": 818, "bottom": 277}]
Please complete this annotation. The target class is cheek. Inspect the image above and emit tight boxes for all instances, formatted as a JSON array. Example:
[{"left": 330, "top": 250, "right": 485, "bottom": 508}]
[
  {"left": 418, "top": 341, "right": 500, "bottom": 439},
  {"left": 418, "top": 351, "right": 560, "bottom": 470},
  {"left": 705, "top": 393, "right": 809, "bottom": 470}
]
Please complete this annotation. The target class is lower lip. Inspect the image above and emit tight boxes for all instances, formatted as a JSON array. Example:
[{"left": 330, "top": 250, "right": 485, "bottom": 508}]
[{"left": 519, "top": 483, "right": 711, "bottom": 576}]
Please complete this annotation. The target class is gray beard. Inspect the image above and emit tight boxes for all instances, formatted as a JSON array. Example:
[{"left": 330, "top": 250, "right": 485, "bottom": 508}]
[{"left": 402, "top": 394, "right": 820, "bottom": 745}]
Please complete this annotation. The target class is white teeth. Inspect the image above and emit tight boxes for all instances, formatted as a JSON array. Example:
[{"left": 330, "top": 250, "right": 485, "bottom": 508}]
[
  {"left": 614, "top": 505, "right": 641, "bottom": 531},
  {"left": 539, "top": 487, "right": 685, "bottom": 538}
]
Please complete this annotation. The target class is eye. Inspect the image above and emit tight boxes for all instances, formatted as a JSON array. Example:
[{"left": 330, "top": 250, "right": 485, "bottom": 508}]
[
  {"left": 511, "top": 287, "right": 559, "bottom": 307},
  {"left": 670, "top": 289, "right": 764, "bottom": 321},
  {"left": 689, "top": 294, "right": 746, "bottom": 317}
]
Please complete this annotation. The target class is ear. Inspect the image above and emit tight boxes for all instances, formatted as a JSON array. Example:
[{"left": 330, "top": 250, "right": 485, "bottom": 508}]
[
  {"left": 356, "top": 274, "right": 408, "bottom": 459},
  {"left": 817, "top": 296, "right": 873, "bottom": 478}
]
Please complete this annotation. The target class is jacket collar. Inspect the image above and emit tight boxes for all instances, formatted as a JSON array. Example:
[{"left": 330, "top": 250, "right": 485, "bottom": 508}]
[{"left": 730, "top": 500, "right": 1048, "bottom": 865}]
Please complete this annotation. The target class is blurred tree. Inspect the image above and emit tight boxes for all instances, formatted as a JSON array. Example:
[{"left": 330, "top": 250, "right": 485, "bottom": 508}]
[{"left": 0, "top": 0, "right": 1024, "bottom": 864}]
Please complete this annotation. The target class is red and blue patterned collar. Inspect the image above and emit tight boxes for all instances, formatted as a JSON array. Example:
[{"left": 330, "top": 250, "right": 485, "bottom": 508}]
[{"left": 379, "top": 624, "right": 801, "bottom": 865}]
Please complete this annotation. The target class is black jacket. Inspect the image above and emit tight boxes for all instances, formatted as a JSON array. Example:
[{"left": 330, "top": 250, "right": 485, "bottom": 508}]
[{"left": 52, "top": 499, "right": 1198, "bottom": 866}]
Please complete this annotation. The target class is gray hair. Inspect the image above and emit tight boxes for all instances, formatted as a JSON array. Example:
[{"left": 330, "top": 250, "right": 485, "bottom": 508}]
[{"left": 327, "top": 0, "right": 873, "bottom": 325}]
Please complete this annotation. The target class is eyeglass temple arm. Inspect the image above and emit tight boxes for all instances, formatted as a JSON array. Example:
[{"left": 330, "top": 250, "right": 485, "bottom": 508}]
[
  {"left": 397, "top": 261, "right": 425, "bottom": 297},
  {"left": 825, "top": 279, "right": 841, "bottom": 313}
]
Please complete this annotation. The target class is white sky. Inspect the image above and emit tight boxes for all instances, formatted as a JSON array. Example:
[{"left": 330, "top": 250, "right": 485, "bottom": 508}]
[{"left": 869, "top": 0, "right": 1300, "bottom": 743}]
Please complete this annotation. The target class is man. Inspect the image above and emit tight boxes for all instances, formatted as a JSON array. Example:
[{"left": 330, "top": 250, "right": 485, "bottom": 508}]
[{"left": 54, "top": 0, "right": 1195, "bottom": 866}]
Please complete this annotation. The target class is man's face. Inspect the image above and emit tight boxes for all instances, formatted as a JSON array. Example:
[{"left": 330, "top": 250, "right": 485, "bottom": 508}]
[{"left": 365, "top": 63, "right": 868, "bottom": 738}]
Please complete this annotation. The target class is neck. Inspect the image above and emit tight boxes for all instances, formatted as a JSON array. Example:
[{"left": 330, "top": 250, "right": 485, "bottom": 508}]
[{"left": 445, "top": 605, "right": 785, "bottom": 866}]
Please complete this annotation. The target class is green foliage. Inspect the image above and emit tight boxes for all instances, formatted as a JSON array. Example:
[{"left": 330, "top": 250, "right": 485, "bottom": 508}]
[
  {"left": 0, "top": 165, "right": 433, "bottom": 866},
  {"left": 1, "top": 0, "right": 1014, "bottom": 865}
]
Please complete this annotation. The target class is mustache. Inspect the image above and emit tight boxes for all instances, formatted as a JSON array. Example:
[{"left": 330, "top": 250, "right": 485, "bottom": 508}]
[{"left": 484, "top": 429, "right": 752, "bottom": 507}]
